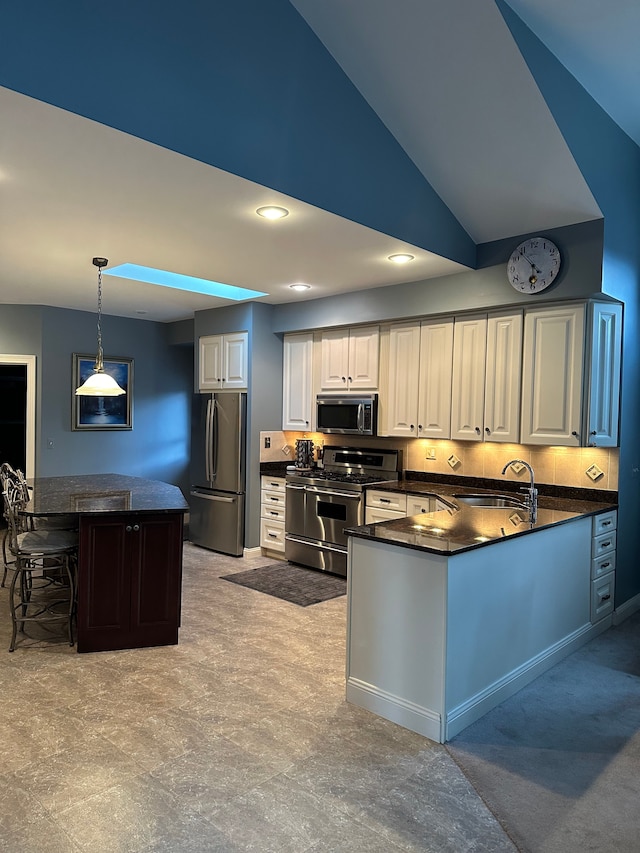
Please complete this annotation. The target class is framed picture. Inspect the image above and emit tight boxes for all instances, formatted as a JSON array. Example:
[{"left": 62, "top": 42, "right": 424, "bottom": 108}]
[{"left": 72, "top": 354, "right": 133, "bottom": 430}]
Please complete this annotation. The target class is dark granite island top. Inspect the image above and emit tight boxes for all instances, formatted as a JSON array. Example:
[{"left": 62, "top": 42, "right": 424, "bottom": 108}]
[{"left": 24, "top": 473, "right": 188, "bottom": 517}]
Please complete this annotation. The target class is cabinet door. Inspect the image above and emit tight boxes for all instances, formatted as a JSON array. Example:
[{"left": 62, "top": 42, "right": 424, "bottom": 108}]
[
  {"left": 584, "top": 302, "right": 622, "bottom": 447},
  {"left": 282, "top": 333, "right": 313, "bottom": 430},
  {"left": 222, "top": 332, "right": 248, "bottom": 389},
  {"left": 348, "top": 326, "right": 379, "bottom": 390},
  {"left": 521, "top": 305, "right": 585, "bottom": 445},
  {"left": 77, "top": 517, "right": 129, "bottom": 652},
  {"left": 199, "top": 335, "right": 222, "bottom": 390},
  {"left": 484, "top": 312, "right": 522, "bottom": 443},
  {"left": 320, "top": 330, "right": 350, "bottom": 390},
  {"left": 418, "top": 319, "right": 453, "bottom": 439},
  {"left": 451, "top": 316, "right": 487, "bottom": 441},
  {"left": 129, "top": 515, "right": 183, "bottom": 646},
  {"left": 385, "top": 324, "right": 421, "bottom": 437},
  {"left": 407, "top": 495, "right": 438, "bottom": 515}
]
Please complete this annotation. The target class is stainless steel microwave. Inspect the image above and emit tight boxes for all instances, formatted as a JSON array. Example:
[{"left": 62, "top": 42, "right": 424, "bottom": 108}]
[{"left": 315, "top": 393, "right": 377, "bottom": 436}]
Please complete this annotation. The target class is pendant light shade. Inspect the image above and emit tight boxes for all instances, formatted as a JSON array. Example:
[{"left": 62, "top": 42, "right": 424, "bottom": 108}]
[{"left": 75, "top": 258, "right": 126, "bottom": 397}]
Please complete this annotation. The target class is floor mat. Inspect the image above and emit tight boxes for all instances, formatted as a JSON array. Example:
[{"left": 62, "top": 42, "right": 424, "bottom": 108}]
[{"left": 220, "top": 562, "right": 346, "bottom": 606}]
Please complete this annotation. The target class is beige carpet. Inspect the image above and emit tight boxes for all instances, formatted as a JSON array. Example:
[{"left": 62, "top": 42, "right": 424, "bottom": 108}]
[{"left": 446, "top": 611, "right": 640, "bottom": 853}]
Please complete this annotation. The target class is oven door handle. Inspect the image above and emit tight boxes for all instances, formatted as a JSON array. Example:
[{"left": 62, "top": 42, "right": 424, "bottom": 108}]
[
  {"left": 285, "top": 484, "right": 306, "bottom": 491},
  {"left": 304, "top": 486, "right": 361, "bottom": 499}
]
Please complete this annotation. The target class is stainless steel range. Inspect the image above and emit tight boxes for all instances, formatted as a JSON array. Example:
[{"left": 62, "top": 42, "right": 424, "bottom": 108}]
[{"left": 285, "top": 446, "right": 401, "bottom": 577}]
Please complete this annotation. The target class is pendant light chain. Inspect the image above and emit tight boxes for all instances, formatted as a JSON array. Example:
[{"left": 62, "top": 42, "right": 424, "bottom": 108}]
[{"left": 95, "top": 263, "right": 105, "bottom": 372}]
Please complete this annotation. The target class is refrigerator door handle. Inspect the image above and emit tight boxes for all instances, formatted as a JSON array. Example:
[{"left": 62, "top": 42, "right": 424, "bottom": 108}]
[
  {"left": 190, "top": 490, "right": 236, "bottom": 503},
  {"left": 205, "top": 397, "right": 213, "bottom": 482},
  {"left": 211, "top": 398, "right": 219, "bottom": 480}
]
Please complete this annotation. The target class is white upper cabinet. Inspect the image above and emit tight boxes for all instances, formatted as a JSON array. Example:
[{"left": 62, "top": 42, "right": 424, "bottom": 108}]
[
  {"left": 451, "top": 316, "right": 487, "bottom": 441},
  {"left": 521, "top": 304, "right": 585, "bottom": 445},
  {"left": 385, "top": 323, "right": 422, "bottom": 437},
  {"left": 384, "top": 319, "right": 454, "bottom": 439},
  {"left": 584, "top": 302, "right": 622, "bottom": 447},
  {"left": 282, "top": 332, "right": 314, "bottom": 431},
  {"left": 451, "top": 312, "right": 522, "bottom": 443},
  {"left": 484, "top": 312, "right": 523, "bottom": 443},
  {"left": 418, "top": 320, "right": 454, "bottom": 439},
  {"left": 198, "top": 331, "right": 248, "bottom": 391},
  {"left": 319, "top": 326, "right": 379, "bottom": 391}
]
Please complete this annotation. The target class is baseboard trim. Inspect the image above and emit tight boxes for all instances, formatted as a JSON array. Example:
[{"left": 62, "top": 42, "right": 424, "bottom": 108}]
[
  {"left": 445, "top": 620, "right": 609, "bottom": 741},
  {"left": 346, "top": 677, "right": 442, "bottom": 742},
  {"left": 243, "top": 546, "right": 262, "bottom": 558},
  {"left": 613, "top": 593, "right": 640, "bottom": 625}
]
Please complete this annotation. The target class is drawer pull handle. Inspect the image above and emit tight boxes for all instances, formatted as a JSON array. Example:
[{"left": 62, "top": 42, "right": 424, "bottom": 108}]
[
  {"left": 602, "top": 520, "right": 612, "bottom": 527},
  {"left": 268, "top": 533, "right": 278, "bottom": 538},
  {"left": 601, "top": 541, "right": 611, "bottom": 549},
  {"left": 380, "top": 498, "right": 391, "bottom": 504},
  {"left": 270, "top": 497, "right": 278, "bottom": 501},
  {"left": 601, "top": 594, "right": 611, "bottom": 602},
  {"left": 601, "top": 562, "right": 611, "bottom": 570},
  {"left": 269, "top": 511, "right": 278, "bottom": 516}
]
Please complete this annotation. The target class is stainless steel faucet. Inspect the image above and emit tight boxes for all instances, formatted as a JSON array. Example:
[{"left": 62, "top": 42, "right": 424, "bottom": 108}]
[{"left": 501, "top": 459, "right": 538, "bottom": 522}]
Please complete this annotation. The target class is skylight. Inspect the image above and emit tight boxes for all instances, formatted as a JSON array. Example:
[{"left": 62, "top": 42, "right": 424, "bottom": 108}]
[{"left": 103, "top": 263, "right": 268, "bottom": 301}]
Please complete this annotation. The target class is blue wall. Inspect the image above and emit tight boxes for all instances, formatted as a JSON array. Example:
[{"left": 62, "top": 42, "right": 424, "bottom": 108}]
[
  {"left": 1, "top": 0, "right": 474, "bottom": 267},
  {"left": 0, "top": 305, "right": 193, "bottom": 497}
]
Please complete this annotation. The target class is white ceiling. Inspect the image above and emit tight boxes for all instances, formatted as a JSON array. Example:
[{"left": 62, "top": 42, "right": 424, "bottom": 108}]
[{"left": 1, "top": 0, "right": 637, "bottom": 323}]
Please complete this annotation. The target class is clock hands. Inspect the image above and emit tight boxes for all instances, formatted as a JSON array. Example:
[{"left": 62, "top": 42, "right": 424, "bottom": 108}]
[{"left": 520, "top": 252, "right": 541, "bottom": 284}]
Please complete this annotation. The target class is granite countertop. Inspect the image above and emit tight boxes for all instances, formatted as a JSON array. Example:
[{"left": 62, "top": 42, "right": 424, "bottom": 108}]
[
  {"left": 24, "top": 473, "right": 189, "bottom": 516},
  {"left": 346, "top": 478, "right": 617, "bottom": 556}
]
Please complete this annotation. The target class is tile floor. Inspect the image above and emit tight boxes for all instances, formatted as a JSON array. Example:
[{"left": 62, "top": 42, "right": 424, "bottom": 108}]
[{"left": 0, "top": 543, "right": 516, "bottom": 852}]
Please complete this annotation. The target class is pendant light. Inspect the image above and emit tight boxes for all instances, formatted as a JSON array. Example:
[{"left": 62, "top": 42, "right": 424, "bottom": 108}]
[{"left": 75, "top": 257, "right": 126, "bottom": 396}]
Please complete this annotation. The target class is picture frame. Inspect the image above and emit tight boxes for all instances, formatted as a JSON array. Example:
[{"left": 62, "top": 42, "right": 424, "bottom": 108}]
[{"left": 72, "top": 354, "right": 133, "bottom": 431}]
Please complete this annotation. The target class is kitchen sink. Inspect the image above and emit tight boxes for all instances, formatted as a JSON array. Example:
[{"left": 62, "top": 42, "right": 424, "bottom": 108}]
[{"left": 452, "top": 494, "right": 526, "bottom": 508}]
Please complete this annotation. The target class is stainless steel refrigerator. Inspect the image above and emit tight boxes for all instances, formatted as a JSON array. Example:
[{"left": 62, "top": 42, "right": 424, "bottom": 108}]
[{"left": 189, "top": 392, "right": 246, "bottom": 556}]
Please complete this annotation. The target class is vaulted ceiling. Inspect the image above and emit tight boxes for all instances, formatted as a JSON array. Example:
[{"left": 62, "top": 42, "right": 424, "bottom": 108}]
[{"left": 0, "top": 0, "right": 637, "bottom": 321}]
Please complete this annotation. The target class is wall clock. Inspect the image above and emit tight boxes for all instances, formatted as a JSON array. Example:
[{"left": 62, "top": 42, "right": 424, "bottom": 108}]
[{"left": 507, "top": 237, "right": 561, "bottom": 293}]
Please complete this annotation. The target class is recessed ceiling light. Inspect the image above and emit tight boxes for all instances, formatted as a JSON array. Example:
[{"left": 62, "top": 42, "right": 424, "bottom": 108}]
[
  {"left": 103, "top": 263, "right": 267, "bottom": 301},
  {"left": 388, "top": 253, "right": 415, "bottom": 264},
  {"left": 289, "top": 283, "right": 311, "bottom": 292},
  {"left": 256, "top": 206, "right": 289, "bottom": 220}
]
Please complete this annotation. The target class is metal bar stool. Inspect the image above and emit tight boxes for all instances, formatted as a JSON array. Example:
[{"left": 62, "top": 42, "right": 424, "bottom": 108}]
[{"left": 2, "top": 477, "right": 78, "bottom": 652}]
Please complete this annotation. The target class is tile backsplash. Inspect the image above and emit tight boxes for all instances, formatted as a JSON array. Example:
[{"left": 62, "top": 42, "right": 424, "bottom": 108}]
[{"left": 261, "top": 431, "right": 618, "bottom": 492}]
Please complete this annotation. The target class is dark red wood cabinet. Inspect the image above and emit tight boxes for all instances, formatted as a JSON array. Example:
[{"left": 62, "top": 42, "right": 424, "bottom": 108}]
[{"left": 77, "top": 513, "right": 183, "bottom": 653}]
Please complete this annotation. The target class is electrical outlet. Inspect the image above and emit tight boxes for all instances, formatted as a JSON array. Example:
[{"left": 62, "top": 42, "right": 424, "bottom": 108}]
[
  {"left": 264, "top": 436, "right": 271, "bottom": 449},
  {"left": 425, "top": 447, "right": 436, "bottom": 460}
]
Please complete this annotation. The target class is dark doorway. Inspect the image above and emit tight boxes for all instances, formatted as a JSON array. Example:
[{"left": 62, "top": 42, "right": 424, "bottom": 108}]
[{"left": 0, "top": 364, "right": 27, "bottom": 471}]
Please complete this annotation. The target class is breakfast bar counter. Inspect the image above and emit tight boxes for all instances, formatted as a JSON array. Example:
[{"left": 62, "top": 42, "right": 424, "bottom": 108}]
[
  {"left": 24, "top": 474, "right": 188, "bottom": 653},
  {"left": 345, "top": 492, "right": 617, "bottom": 743}
]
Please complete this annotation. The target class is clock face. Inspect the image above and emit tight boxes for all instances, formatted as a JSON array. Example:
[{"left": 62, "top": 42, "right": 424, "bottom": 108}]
[{"left": 507, "top": 237, "right": 561, "bottom": 293}]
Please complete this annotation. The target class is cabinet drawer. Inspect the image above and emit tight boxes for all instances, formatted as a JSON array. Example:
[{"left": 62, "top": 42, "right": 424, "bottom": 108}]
[
  {"left": 591, "top": 551, "right": 616, "bottom": 580},
  {"left": 407, "top": 495, "right": 438, "bottom": 515},
  {"left": 260, "top": 518, "right": 286, "bottom": 552},
  {"left": 366, "top": 490, "right": 407, "bottom": 512},
  {"left": 592, "top": 510, "right": 617, "bottom": 536},
  {"left": 261, "top": 476, "right": 286, "bottom": 494},
  {"left": 365, "top": 507, "right": 405, "bottom": 524},
  {"left": 591, "top": 530, "right": 616, "bottom": 559},
  {"left": 261, "top": 489, "right": 286, "bottom": 509},
  {"left": 591, "top": 571, "right": 615, "bottom": 623},
  {"left": 261, "top": 503, "right": 286, "bottom": 523}
]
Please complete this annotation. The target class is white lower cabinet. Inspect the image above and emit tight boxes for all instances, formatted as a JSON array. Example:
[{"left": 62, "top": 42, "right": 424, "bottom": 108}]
[
  {"left": 365, "top": 489, "right": 406, "bottom": 523},
  {"left": 590, "top": 510, "right": 616, "bottom": 622},
  {"left": 260, "top": 476, "right": 286, "bottom": 555},
  {"left": 365, "top": 489, "right": 447, "bottom": 524}
]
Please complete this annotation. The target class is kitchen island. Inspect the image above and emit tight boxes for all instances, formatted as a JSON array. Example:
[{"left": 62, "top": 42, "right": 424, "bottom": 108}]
[
  {"left": 24, "top": 474, "right": 188, "bottom": 653},
  {"left": 345, "top": 488, "right": 616, "bottom": 743}
]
